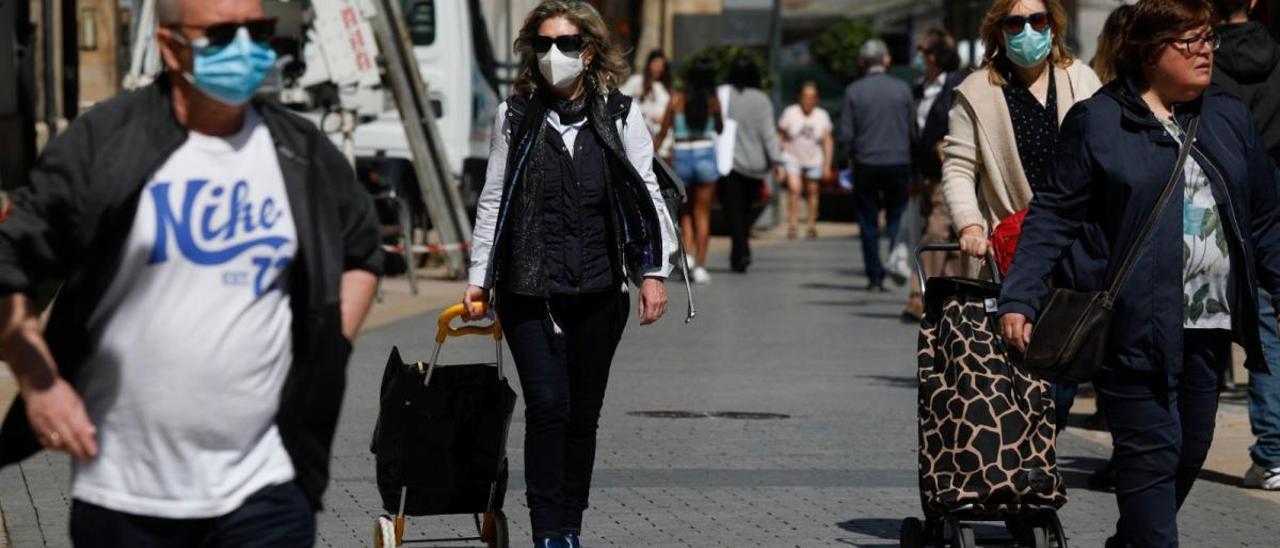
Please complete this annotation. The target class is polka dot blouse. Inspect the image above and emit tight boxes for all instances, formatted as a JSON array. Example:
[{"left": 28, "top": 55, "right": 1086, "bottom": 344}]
[{"left": 1002, "top": 68, "right": 1058, "bottom": 193}]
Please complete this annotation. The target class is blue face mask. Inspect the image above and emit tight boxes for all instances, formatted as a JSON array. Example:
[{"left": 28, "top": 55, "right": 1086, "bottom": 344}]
[
  {"left": 912, "top": 51, "right": 927, "bottom": 72},
  {"left": 177, "top": 27, "right": 277, "bottom": 105},
  {"left": 1004, "top": 24, "right": 1053, "bottom": 68}
]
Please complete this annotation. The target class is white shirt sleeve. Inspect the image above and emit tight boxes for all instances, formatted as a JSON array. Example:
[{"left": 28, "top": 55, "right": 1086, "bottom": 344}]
[
  {"left": 468, "top": 102, "right": 509, "bottom": 288},
  {"left": 621, "top": 102, "right": 677, "bottom": 279}
]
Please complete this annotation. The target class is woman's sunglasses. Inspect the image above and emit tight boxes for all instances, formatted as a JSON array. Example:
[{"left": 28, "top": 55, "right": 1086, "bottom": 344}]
[
  {"left": 175, "top": 18, "right": 277, "bottom": 48},
  {"left": 532, "top": 35, "right": 585, "bottom": 54},
  {"left": 999, "top": 12, "right": 1052, "bottom": 34}
]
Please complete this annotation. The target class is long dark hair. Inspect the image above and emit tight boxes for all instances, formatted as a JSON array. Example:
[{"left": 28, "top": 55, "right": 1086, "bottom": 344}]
[
  {"left": 641, "top": 49, "right": 670, "bottom": 101},
  {"left": 727, "top": 56, "right": 762, "bottom": 90},
  {"left": 683, "top": 58, "right": 717, "bottom": 133}
]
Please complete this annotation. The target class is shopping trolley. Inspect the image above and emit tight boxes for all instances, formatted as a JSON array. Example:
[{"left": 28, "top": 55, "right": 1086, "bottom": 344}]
[{"left": 371, "top": 303, "right": 517, "bottom": 548}]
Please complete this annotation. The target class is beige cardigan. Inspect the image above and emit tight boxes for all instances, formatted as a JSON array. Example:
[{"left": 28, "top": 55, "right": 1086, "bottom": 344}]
[{"left": 941, "top": 61, "right": 1103, "bottom": 233}]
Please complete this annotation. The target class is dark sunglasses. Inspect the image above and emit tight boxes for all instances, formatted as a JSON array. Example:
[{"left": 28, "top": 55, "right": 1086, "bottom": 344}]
[
  {"left": 531, "top": 34, "right": 585, "bottom": 54},
  {"left": 999, "top": 12, "right": 1052, "bottom": 34},
  {"left": 175, "top": 18, "right": 277, "bottom": 48}
]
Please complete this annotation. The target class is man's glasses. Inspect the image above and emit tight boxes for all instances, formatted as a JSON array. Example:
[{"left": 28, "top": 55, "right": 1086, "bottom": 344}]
[
  {"left": 999, "top": 12, "right": 1052, "bottom": 34},
  {"left": 174, "top": 18, "right": 277, "bottom": 48},
  {"left": 1168, "top": 32, "right": 1221, "bottom": 54},
  {"left": 531, "top": 35, "right": 584, "bottom": 54}
]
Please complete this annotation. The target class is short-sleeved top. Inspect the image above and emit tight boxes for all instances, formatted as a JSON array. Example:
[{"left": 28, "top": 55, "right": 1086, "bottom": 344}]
[
  {"left": 1159, "top": 117, "right": 1233, "bottom": 329},
  {"left": 779, "top": 104, "right": 833, "bottom": 168},
  {"left": 1003, "top": 69, "right": 1058, "bottom": 193}
]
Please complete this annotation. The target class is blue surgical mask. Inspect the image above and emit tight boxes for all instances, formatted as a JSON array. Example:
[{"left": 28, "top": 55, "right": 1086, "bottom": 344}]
[
  {"left": 176, "top": 27, "right": 277, "bottom": 105},
  {"left": 1004, "top": 24, "right": 1052, "bottom": 68},
  {"left": 912, "top": 51, "right": 927, "bottom": 72}
]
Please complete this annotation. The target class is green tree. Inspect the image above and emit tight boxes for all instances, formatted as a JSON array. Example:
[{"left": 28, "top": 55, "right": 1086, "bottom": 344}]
[{"left": 812, "top": 19, "right": 878, "bottom": 82}]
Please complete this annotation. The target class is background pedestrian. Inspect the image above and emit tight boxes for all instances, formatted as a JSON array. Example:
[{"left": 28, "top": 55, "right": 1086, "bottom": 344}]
[
  {"left": 1212, "top": 0, "right": 1280, "bottom": 491},
  {"left": 841, "top": 38, "right": 914, "bottom": 292},
  {"left": 718, "top": 56, "right": 784, "bottom": 274},
  {"left": 903, "top": 28, "right": 967, "bottom": 321},
  {"left": 620, "top": 49, "right": 672, "bottom": 160},
  {"left": 998, "top": 0, "right": 1280, "bottom": 544},
  {"left": 658, "top": 57, "right": 722, "bottom": 285},
  {"left": 1091, "top": 4, "right": 1135, "bottom": 85},
  {"left": 778, "top": 82, "right": 833, "bottom": 241}
]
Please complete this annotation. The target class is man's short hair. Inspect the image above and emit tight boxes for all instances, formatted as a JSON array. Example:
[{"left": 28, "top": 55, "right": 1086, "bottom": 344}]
[
  {"left": 1212, "top": 0, "right": 1252, "bottom": 19},
  {"left": 156, "top": 0, "right": 182, "bottom": 25},
  {"left": 859, "top": 39, "right": 889, "bottom": 67}
]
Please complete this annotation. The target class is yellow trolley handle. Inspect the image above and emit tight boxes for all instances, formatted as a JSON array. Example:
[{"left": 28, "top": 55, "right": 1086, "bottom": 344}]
[{"left": 422, "top": 303, "right": 506, "bottom": 386}]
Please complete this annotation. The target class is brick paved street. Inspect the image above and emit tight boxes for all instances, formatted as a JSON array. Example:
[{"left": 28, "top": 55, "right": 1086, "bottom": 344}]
[{"left": 3, "top": 230, "right": 1279, "bottom": 547}]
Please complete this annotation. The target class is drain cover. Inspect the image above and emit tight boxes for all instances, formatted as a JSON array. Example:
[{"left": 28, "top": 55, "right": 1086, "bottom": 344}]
[
  {"left": 708, "top": 411, "right": 791, "bottom": 420},
  {"left": 627, "top": 411, "right": 790, "bottom": 420},
  {"left": 627, "top": 410, "right": 709, "bottom": 419}
]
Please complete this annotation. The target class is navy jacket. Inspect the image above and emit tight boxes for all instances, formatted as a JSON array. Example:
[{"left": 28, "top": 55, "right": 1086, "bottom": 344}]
[
  {"left": 999, "top": 78, "right": 1280, "bottom": 374},
  {"left": 915, "top": 70, "right": 970, "bottom": 181}
]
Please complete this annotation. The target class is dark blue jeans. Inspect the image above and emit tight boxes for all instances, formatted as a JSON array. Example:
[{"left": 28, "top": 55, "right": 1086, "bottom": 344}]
[
  {"left": 853, "top": 164, "right": 910, "bottom": 285},
  {"left": 1252, "top": 293, "right": 1280, "bottom": 468},
  {"left": 69, "top": 482, "right": 314, "bottom": 548},
  {"left": 1052, "top": 382, "right": 1078, "bottom": 433},
  {"left": 499, "top": 291, "right": 628, "bottom": 541},
  {"left": 1097, "top": 330, "right": 1229, "bottom": 548}
]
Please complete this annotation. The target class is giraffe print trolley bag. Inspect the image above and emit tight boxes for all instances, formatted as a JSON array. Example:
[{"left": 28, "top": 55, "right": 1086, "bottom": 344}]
[{"left": 899, "top": 244, "right": 1068, "bottom": 548}]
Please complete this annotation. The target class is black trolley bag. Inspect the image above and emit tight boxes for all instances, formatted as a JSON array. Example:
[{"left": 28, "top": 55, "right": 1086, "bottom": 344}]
[
  {"left": 899, "top": 244, "right": 1068, "bottom": 548},
  {"left": 371, "top": 304, "right": 518, "bottom": 548}
]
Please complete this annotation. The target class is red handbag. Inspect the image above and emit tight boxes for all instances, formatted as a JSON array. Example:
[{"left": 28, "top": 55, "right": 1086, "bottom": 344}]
[{"left": 989, "top": 209, "right": 1027, "bottom": 277}]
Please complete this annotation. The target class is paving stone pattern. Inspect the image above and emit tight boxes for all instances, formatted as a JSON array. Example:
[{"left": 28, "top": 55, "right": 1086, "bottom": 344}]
[{"left": 3, "top": 235, "right": 1278, "bottom": 547}]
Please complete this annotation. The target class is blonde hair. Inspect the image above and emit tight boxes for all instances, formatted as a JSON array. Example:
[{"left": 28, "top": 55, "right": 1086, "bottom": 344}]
[
  {"left": 512, "top": 1, "right": 630, "bottom": 96},
  {"left": 980, "top": 0, "right": 1075, "bottom": 86}
]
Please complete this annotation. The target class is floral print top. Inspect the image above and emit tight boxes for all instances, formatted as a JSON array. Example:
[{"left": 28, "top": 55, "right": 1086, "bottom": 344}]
[{"left": 1159, "top": 117, "right": 1232, "bottom": 329}]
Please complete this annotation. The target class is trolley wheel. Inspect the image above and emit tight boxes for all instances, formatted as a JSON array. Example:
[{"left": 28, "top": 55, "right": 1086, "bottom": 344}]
[
  {"left": 899, "top": 517, "right": 925, "bottom": 548},
  {"left": 946, "top": 518, "right": 976, "bottom": 548},
  {"left": 1047, "top": 512, "right": 1068, "bottom": 548},
  {"left": 1032, "top": 525, "right": 1050, "bottom": 548},
  {"left": 484, "top": 510, "right": 509, "bottom": 548},
  {"left": 374, "top": 515, "right": 398, "bottom": 548}
]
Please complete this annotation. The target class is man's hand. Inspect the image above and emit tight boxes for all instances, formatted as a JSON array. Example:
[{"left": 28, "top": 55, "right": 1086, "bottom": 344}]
[
  {"left": 773, "top": 165, "right": 787, "bottom": 184},
  {"left": 463, "top": 285, "right": 491, "bottom": 321},
  {"left": 1000, "top": 313, "right": 1034, "bottom": 353},
  {"left": 638, "top": 278, "right": 668, "bottom": 325},
  {"left": 959, "top": 225, "right": 990, "bottom": 259},
  {"left": 23, "top": 378, "right": 98, "bottom": 460}
]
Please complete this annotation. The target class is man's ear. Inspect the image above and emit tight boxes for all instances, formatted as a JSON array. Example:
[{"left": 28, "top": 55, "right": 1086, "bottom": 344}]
[{"left": 156, "top": 28, "right": 185, "bottom": 73}]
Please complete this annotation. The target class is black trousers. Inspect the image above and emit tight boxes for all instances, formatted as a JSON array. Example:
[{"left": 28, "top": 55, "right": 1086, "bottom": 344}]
[
  {"left": 69, "top": 482, "right": 314, "bottom": 548},
  {"left": 1097, "top": 330, "right": 1230, "bottom": 548},
  {"left": 852, "top": 164, "right": 910, "bottom": 284},
  {"left": 498, "top": 291, "right": 628, "bottom": 540},
  {"left": 717, "top": 171, "right": 764, "bottom": 272}
]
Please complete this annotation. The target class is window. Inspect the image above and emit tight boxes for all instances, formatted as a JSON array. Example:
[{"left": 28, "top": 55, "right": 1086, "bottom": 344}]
[{"left": 403, "top": 0, "right": 436, "bottom": 46}]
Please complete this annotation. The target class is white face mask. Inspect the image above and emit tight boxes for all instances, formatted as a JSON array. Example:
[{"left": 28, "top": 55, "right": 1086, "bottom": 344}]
[{"left": 537, "top": 44, "right": 585, "bottom": 89}]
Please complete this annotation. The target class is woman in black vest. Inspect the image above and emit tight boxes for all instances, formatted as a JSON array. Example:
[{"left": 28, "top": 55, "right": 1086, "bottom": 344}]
[{"left": 461, "top": 2, "right": 677, "bottom": 547}]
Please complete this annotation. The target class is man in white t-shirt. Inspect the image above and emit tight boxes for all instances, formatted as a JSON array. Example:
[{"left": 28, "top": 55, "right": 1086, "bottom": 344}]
[{"left": 0, "top": 0, "right": 382, "bottom": 546}]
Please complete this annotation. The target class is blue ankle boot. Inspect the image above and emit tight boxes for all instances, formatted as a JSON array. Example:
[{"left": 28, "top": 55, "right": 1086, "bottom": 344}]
[
  {"left": 563, "top": 532, "right": 582, "bottom": 548},
  {"left": 534, "top": 537, "right": 568, "bottom": 548}
]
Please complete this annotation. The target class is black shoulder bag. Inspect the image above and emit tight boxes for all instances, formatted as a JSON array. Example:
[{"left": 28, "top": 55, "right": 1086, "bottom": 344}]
[{"left": 1020, "top": 115, "right": 1200, "bottom": 383}]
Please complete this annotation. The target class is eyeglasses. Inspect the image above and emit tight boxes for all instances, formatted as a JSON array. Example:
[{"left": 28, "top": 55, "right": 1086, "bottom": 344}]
[
  {"left": 172, "top": 18, "right": 277, "bottom": 48},
  {"left": 531, "top": 34, "right": 585, "bottom": 54},
  {"left": 999, "top": 12, "right": 1052, "bottom": 34},
  {"left": 1167, "top": 32, "right": 1221, "bottom": 53}
]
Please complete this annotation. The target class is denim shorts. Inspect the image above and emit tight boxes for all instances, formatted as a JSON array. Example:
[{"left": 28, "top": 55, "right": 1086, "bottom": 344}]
[
  {"left": 673, "top": 143, "right": 719, "bottom": 185},
  {"left": 785, "top": 162, "right": 823, "bottom": 181}
]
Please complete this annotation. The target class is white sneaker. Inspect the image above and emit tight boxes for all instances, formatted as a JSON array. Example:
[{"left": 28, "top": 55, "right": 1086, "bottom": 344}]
[
  {"left": 692, "top": 266, "right": 712, "bottom": 284},
  {"left": 1243, "top": 463, "right": 1280, "bottom": 490},
  {"left": 685, "top": 253, "right": 696, "bottom": 270}
]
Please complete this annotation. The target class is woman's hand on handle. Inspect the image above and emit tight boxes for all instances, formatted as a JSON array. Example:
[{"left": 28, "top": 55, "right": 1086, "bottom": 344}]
[
  {"left": 958, "top": 225, "right": 990, "bottom": 259},
  {"left": 639, "top": 278, "right": 668, "bottom": 325},
  {"left": 462, "top": 285, "right": 490, "bottom": 321},
  {"left": 1000, "top": 313, "right": 1034, "bottom": 353}
]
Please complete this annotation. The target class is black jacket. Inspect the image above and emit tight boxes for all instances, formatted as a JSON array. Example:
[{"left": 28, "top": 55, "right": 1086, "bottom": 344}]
[
  {"left": 915, "top": 70, "right": 969, "bottom": 181},
  {"left": 0, "top": 79, "right": 383, "bottom": 508},
  {"left": 999, "top": 79, "right": 1280, "bottom": 375},
  {"left": 488, "top": 91, "right": 663, "bottom": 296},
  {"left": 1213, "top": 21, "right": 1280, "bottom": 167}
]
